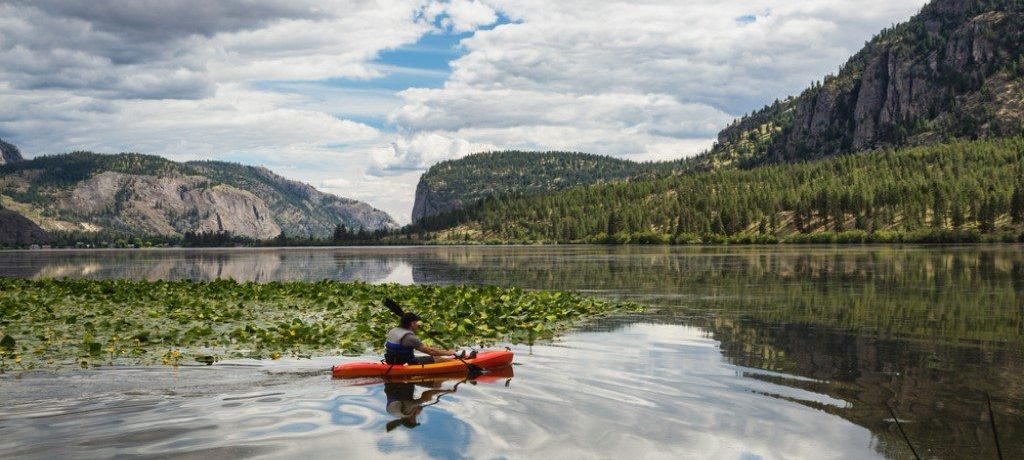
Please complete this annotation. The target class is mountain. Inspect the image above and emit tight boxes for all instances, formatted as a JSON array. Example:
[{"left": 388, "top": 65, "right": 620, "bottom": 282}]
[
  {"left": 413, "top": 0, "right": 1024, "bottom": 224},
  {"left": 0, "top": 139, "right": 23, "bottom": 165},
  {"left": 0, "top": 208, "right": 49, "bottom": 246},
  {"left": 412, "top": 151, "right": 687, "bottom": 223},
  {"left": 406, "top": 0, "right": 1024, "bottom": 243},
  {"left": 411, "top": 138, "right": 1024, "bottom": 243},
  {"left": 702, "top": 0, "right": 1024, "bottom": 167},
  {"left": 0, "top": 149, "right": 397, "bottom": 240}
]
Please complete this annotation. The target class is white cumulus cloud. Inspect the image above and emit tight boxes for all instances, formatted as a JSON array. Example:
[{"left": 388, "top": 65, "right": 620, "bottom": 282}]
[
  {"left": 0, "top": 0, "right": 932, "bottom": 224},
  {"left": 384, "top": 0, "right": 929, "bottom": 169}
]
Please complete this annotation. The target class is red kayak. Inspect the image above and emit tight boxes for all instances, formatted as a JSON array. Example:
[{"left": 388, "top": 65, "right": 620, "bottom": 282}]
[
  {"left": 368, "top": 364, "right": 515, "bottom": 385},
  {"left": 332, "top": 350, "right": 514, "bottom": 379}
]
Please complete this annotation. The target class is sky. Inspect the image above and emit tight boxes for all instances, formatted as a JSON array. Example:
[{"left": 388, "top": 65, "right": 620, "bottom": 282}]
[{"left": 0, "top": 0, "right": 930, "bottom": 224}]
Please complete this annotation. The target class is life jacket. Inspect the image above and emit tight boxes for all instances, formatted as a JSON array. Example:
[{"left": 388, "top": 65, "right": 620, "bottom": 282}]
[{"left": 384, "top": 328, "right": 416, "bottom": 365}]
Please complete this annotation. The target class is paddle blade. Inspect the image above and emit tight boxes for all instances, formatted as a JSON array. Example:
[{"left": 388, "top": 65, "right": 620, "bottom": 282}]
[{"left": 383, "top": 298, "right": 404, "bottom": 317}]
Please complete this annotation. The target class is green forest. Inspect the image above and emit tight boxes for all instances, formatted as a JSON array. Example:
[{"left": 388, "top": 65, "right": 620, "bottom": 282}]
[
  {"left": 417, "top": 150, "right": 688, "bottom": 210},
  {"left": 408, "top": 138, "right": 1024, "bottom": 244}
]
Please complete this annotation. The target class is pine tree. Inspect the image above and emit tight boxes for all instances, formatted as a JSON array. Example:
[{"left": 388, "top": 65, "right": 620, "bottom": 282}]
[
  {"left": 333, "top": 224, "right": 349, "bottom": 242},
  {"left": 1011, "top": 184, "right": 1024, "bottom": 225},
  {"left": 951, "top": 199, "right": 965, "bottom": 229},
  {"left": 607, "top": 211, "right": 622, "bottom": 235},
  {"left": 979, "top": 197, "right": 997, "bottom": 233}
]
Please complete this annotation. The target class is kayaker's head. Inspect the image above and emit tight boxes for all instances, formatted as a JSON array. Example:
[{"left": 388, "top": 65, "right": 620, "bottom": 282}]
[{"left": 400, "top": 312, "right": 421, "bottom": 330}]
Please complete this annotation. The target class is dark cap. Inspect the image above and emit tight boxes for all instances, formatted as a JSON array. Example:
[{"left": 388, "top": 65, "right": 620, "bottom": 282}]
[{"left": 400, "top": 312, "right": 421, "bottom": 327}]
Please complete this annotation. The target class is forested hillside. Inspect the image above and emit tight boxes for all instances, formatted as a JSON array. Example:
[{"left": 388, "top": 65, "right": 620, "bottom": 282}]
[
  {"left": 412, "top": 151, "right": 687, "bottom": 222},
  {"left": 409, "top": 138, "right": 1024, "bottom": 243},
  {"left": 407, "top": 0, "right": 1024, "bottom": 244},
  {"left": 413, "top": 0, "right": 1024, "bottom": 226}
]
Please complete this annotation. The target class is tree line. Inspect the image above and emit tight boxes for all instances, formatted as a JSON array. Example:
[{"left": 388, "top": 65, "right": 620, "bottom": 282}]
[{"left": 407, "top": 138, "right": 1024, "bottom": 244}]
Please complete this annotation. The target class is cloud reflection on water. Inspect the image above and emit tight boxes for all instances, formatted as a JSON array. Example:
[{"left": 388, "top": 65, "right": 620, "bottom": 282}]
[{"left": 0, "top": 324, "right": 884, "bottom": 459}]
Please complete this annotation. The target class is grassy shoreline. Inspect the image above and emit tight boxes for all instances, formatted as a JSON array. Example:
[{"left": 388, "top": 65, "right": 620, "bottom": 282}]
[{"left": 0, "top": 278, "right": 642, "bottom": 371}]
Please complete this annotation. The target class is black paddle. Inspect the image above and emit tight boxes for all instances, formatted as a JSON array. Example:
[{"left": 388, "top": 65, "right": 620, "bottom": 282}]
[{"left": 383, "top": 298, "right": 483, "bottom": 377}]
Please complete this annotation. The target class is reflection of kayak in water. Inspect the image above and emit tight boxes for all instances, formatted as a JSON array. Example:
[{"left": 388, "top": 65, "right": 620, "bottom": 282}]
[
  {"left": 381, "top": 363, "right": 514, "bottom": 384},
  {"left": 332, "top": 350, "right": 514, "bottom": 379},
  {"left": 381, "top": 364, "right": 513, "bottom": 432}
]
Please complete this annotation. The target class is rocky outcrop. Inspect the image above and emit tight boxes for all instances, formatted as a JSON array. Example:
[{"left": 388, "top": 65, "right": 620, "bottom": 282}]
[
  {"left": 711, "top": 0, "right": 1024, "bottom": 164},
  {"left": 63, "top": 171, "right": 281, "bottom": 239},
  {"left": 0, "top": 139, "right": 24, "bottom": 165},
  {"left": 412, "top": 179, "right": 462, "bottom": 224},
  {"left": 189, "top": 162, "right": 399, "bottom": 236},
  {"left": 0, "top": 150, "right": 399, "bottom": 239},
  {"left": 0, "top": 209, "right": 49, "bottom": 246}
]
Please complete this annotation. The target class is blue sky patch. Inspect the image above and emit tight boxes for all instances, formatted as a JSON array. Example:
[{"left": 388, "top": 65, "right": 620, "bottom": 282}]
[
  {"left": 377, "top": 31, "right": 473, "bottom": 73},
  {"left": 252, "top": 13, "right": 514, "bottom": 133},
  {"left": 736, "top": 14, "right": 757, "bottom": 25}
]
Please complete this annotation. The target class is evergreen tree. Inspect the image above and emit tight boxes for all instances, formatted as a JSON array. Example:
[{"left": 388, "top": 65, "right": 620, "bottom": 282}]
[
  {"left": 333, "top": 224, "right": 350, "bottom": 242},
  {"left": 607, "top": 211, "right": 622, "bottom": 235},
  {"left": 1011, "top": 184, "right": 1024, "bottom": 225},
  {"left": 951, "top": 199, "right": 965, "bottom": 229},
  {"left": 979, "top": 197, "right": 997, "bottom": 233}
]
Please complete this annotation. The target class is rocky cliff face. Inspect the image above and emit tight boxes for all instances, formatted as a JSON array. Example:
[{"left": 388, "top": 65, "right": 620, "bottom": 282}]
[
  {"left": 0, "top": 149, "right": 399, "bottom": 239},
  {"left": 411, "top": 179, "right": 462, "bottom": 224},
  {"left": 0, "top": 139, "right": 24, "bottom": 166},
  {"left": 709, "top": 0, "right": 1024, "bottom": 165},
  {"left": 188, "top": 162, "right": 399, "bottom": 236},
  {"left": 63, "top": 172, "right": 281, "bottom": 239}
]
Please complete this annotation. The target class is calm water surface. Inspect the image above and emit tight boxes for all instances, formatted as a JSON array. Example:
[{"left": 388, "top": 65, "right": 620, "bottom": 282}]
[{"left": 0, "top": 245, "right": 1022, "bottom": 459}]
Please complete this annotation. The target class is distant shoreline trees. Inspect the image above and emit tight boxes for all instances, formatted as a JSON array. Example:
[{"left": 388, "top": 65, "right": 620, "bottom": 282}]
[{"left": 405, "top": 138, "right": 1024, "bottom": 245}]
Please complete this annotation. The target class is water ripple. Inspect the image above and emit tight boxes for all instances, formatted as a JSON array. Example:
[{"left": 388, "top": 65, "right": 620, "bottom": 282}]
[{"left": 0, "top": 323, "right": 884, "bottom": 459}]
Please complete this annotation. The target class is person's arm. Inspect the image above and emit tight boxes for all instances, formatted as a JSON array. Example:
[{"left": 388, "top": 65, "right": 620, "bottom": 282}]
[
  {"left": 416, "top": 343, "right": 455, "bottom": 356},
  {"left": 416, "top": 388, "right": 454, "bottom": 403}
]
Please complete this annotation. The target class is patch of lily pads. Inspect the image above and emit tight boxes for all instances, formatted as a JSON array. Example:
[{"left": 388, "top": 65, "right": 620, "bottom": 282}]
[{"left": 0, "top": 278, "right": 643, "bottom": 371}]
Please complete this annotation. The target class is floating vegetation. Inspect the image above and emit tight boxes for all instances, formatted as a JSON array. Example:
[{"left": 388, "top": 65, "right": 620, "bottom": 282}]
[{"left": 0, "top": 278, "right": 642, "bottom": 371}]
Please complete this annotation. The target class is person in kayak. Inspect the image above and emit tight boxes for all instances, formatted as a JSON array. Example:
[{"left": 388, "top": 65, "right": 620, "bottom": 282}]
[{"left": 384, "top": 312, "right": 475, "bottom": 365}]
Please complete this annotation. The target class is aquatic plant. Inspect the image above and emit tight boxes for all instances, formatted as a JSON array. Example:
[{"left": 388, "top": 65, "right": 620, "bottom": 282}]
[{"left": 0, "top": 278, "right": 641, "bottom": 371}]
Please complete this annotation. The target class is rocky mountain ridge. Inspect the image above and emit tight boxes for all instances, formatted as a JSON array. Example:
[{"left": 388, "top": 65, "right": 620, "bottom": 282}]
[
  {"left": 704, "top": 0, "right": 1024, "bottom": 166},
  {"left": 0, "top": 148, "right": 397, "bottom": 240}
]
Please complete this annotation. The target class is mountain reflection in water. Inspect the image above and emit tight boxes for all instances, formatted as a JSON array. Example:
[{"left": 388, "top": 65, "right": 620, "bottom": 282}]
[{"left": 0, "top": 245, "right": 1020, "bottom": 458}]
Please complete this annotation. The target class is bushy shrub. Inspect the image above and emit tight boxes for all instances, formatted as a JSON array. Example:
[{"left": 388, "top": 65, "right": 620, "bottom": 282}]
[
  {"left": 728, "top": 233, "right": 779, "bottom": 244},
  {"left": 672, "top": 232, "right": 703, "bottom": 244},
  {"left": 834, "top": 230, "right": 869, "bottom": 244},
  {"left": 630, "top": 231, "right": 670, "bottom": 245}
]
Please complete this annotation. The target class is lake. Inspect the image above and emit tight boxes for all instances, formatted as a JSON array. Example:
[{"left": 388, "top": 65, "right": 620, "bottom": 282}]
[{"left": 0, "top": 245, "right": 1021, "bottom": 459}]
